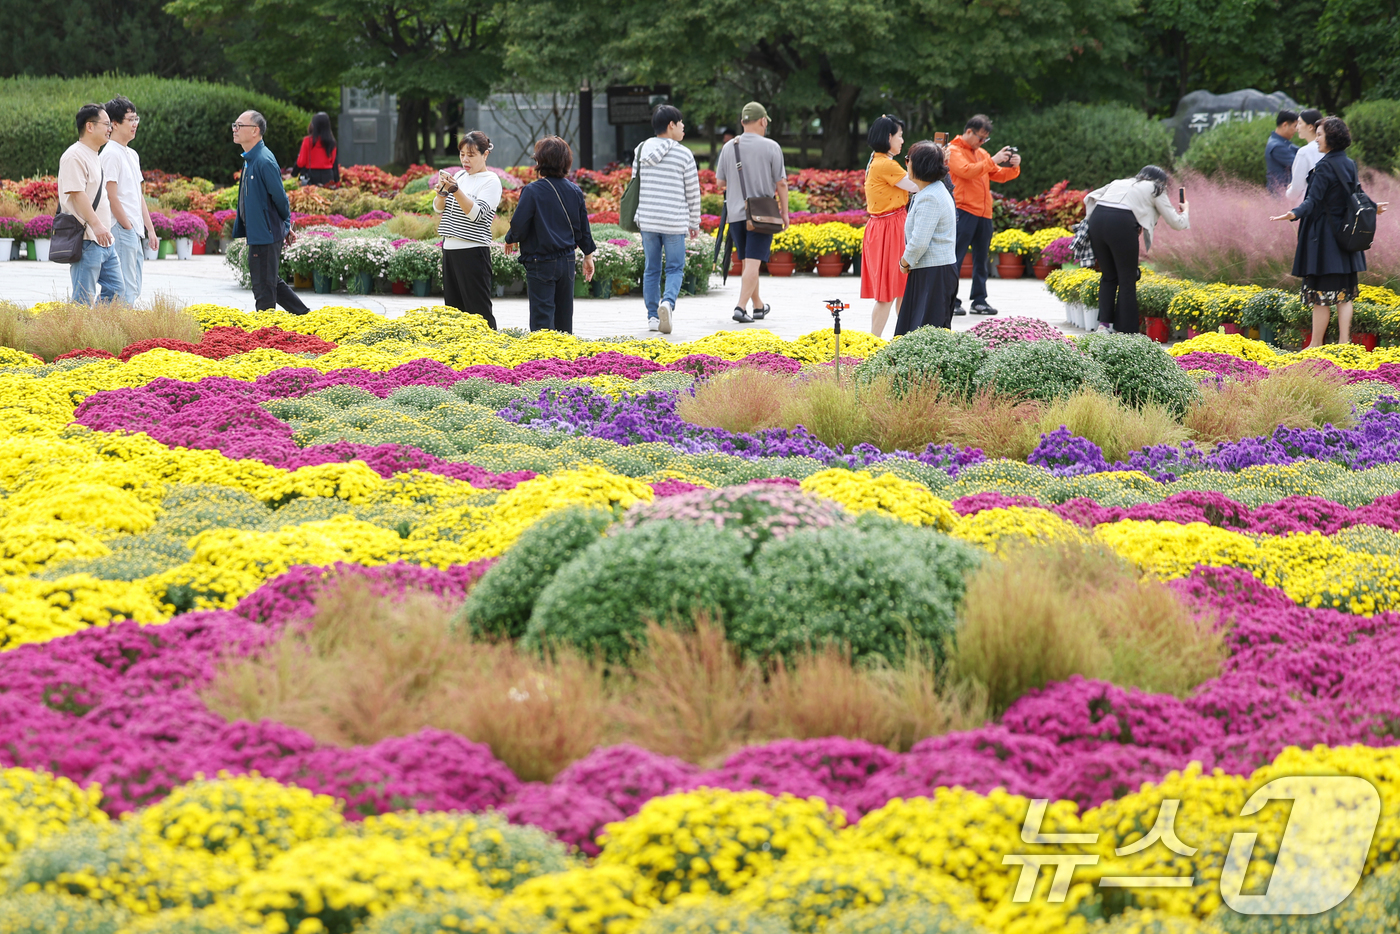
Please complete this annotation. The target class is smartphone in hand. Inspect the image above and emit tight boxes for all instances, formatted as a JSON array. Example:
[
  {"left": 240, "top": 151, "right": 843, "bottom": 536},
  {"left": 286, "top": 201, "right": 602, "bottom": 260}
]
[
  {"left": 934, "top": 132, "right": 947, "bottom": 145},
  {"left": 1179, "top": 187, "right": 1185, "bottom": 205}
]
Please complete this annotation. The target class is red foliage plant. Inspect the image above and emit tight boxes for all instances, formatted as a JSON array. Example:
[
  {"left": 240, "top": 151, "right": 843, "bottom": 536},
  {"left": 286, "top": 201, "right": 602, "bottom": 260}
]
[
  {"left": 15, "top": 177, "right": 58, "bottom": 207},
  {"left": 785, "top": 169, "right": 867, "bottom": 212},
  {"left": 994, "top": 180, "right": 1087, "bottom": 233},
  {"left": 110, "top": 326, "right": 337, "bottom": 362}
]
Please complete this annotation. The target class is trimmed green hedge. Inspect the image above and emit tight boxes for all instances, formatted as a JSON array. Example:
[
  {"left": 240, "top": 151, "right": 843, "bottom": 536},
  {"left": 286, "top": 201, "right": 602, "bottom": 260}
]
[
  {"left": 1345, "top": 99, "right": 1400, "bottom": 172},
  {"left": 988, "top": 103, "right": 1175, "bottom": 200},
  {"left": 1178, "top": 116, "right": 1294, "bottom": 186},
  {"left": 0, "top": 75, "right": 309, "bottom": 183}
]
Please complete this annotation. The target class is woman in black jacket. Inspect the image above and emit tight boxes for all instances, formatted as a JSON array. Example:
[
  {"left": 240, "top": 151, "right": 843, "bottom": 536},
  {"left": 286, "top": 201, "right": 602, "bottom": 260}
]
[{"left": 1272, "top": 117, "right": 1389, "bottom": 346}]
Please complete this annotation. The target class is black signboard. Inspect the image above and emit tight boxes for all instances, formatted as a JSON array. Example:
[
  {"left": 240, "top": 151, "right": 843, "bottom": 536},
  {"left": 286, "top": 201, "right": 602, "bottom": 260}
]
[{"left": 607, "top": 85, "right": 672, "bottom": 126}]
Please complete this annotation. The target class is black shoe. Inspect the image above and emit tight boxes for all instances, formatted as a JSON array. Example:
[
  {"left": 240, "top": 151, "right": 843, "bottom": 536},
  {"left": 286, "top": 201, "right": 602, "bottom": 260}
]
[
  {"left": 732, "top": 307, "right": 753, "bottom": 323},
  {"left": 752, "top": 304, "right": 771, "bottom": 320},
  {"left": 951, "top": 305, "right": 967, "bottom": 316},
  {"left": 970, "top": 303, "right": 999, "bottom": 315}
]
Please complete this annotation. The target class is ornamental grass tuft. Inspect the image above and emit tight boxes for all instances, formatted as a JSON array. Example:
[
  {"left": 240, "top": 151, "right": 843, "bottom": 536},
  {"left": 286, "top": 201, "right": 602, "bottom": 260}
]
[
  {"left": 778, "top": 369, "right": 873, "bottom": 451},
  {"left": 676, "top": 366, "right": 792, "bottom": 433},
  {"left": 950, "top": 541, "right": 1225, "bottom": 714},
  {"left": 4, "top": 292, "right": 203, "bottom": 361},
  {"left": 1034, "top": 389, "right": 1189, "bottom": 464},
  {"left": 1184, "top": 360, "right": 1357, "bottom": 443}
]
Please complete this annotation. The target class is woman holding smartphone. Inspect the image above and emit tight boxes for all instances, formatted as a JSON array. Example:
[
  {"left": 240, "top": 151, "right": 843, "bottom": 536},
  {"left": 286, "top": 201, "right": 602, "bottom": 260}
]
[
  {"left": 435, "top": 131, "right": 503, "bottom": 328},
  {"left": 861, "top": 115, "right": 920, "bottom": 337}
]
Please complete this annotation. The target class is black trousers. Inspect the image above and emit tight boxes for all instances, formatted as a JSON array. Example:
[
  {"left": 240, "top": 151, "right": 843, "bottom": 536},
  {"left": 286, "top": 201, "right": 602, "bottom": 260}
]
[
  {"left": 1087, "top": 206, "right": 1141, "bottom": 332},
  {"left": 524, "top": 255, "right": 575, "bottom": 333},
  {"left": 953, "top": 210, "right": 993, "bottom": 305},
  {"left": 442, "top": 246, "right": 496, "bottom": 328},
  {"left": 896, "top": 263, "right": 959, "bottom": 334},
  {"left": 248, "top": 241, "right": 309, "bottom": 314}
]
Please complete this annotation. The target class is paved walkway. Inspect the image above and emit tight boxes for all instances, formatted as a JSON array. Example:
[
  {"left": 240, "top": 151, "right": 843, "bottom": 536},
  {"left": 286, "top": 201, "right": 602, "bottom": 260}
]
[{"left": 0, "top": 254, "right": 1080, "bottom": 342}]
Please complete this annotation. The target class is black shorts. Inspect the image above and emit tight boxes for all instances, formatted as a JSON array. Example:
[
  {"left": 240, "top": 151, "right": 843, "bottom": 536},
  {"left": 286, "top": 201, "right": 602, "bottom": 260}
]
[{"left": 729, "top": 220, "right": 773, "bottom": 262}]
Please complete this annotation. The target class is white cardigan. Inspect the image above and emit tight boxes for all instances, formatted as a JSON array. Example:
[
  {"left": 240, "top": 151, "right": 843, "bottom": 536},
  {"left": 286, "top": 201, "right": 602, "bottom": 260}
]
[{"left": 1083, "top": 178, "right": 1189, "bottom": 252}]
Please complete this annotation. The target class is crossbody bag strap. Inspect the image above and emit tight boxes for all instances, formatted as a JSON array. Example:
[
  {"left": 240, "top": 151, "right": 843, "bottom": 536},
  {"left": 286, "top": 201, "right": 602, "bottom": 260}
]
[
  {"left": 57, "top": 169, "right": 104, "bottom": 218},
  {"left": 733, "top": 139, "right": 753, "bottom": 203},
  {"left": 546, "top": 178, "right": 578, "bottom": 242}
]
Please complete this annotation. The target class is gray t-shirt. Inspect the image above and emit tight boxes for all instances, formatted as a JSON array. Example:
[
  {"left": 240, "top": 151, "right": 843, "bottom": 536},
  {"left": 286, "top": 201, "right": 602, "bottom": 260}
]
[{"left": 715, "top": 132, "right": 785, "bottom": 221}]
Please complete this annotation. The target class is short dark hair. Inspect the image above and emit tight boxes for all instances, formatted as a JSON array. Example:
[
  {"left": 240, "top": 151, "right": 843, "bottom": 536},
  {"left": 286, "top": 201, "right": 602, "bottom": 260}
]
[
  {"left": 1276, "top": 109, "right": 1299, "bottom": 126},
  {"left": 965, "top": 114, "right": 992, "bottom": 134},
  {"left": 866, "top": 115, "right": 905, "bottom": 154},
  {"left": 104, "top": 96, "right": 136, "bottom": 125},
  {"left": 533, "top": 136, "right": 572, "bottom": 177},
  {"left": 459, "top": 130, "right": 492, "bottom": 155},
  {"left": 1321, "top": 116, "right": 1351, "bottom": 151},
  {"left": 907, "top": 140, "right": 947, "bottom": 183},
  {"left": 651, "top": 104, "right": 683, "bottom": 135},
  {"left": 1299, "top": 108, "right": 1324, "bottom": 128},
  {"left": 1134, "top": 165, "right": 1170, "bottom": 198},
  {"left": 75, "top": 103, "right": 105, "bottom": 135}
]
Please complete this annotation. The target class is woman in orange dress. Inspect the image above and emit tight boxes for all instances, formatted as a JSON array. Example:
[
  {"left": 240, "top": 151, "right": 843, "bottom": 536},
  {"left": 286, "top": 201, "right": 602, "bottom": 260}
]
[{"left": 861, "top": 115, "right": 919, "bottom": 336}]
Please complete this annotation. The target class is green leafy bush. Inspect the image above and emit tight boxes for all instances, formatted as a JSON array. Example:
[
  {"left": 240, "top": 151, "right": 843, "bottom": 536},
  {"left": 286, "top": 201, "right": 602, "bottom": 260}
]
[
  {"left": 460, "top": 507, "right": 615, "bottom": 640},
  {"left": 973, "top": 339, "right": 1111, "bottom": 402},
  {"left": 1136, "top": 278, "right": 1190, "bottom": 320},
  {"left": 0, "top": 75, "right": 309, "bottom": 182},
  {"left": 1078, "top": 332, "right": 1201, "bottom": 414},
  {"left": 525, "top": 521, "right": 756, "bottom": 661},
  {"left": 856, "top": 327, "right": 989, "bottom": 398},
  {"left": 357, "top": 895, "right": 549, "bottom": 934},
  {"left": 364, "top": 811, "right": 574, "bottom": 894},
  {"left": 989, "top": 104, "right": 1175, "bottom": 200},
  {"left": 638, "top": 899, "right": 794, "bottom": 934},
  {"left": 1345, "top": 98, "right": 1400, "bottom": 172},
  {"left": 1179, "top": 116, "right": 1294, "bottom": 186},
  {"left": 729, "top": 514, "right": 981, "bottom": 663}
]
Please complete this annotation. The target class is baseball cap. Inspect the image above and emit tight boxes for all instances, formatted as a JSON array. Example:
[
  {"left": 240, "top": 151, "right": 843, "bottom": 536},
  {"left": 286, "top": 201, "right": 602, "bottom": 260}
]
[{"left": 741, "top": 102, "right": 768, "bottom": 122}]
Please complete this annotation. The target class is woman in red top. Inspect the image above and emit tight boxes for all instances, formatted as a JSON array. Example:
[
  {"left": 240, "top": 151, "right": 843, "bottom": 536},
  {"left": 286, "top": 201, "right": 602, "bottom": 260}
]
[{"left": 295, "top": 112, "right": 339, "bottom": 186}]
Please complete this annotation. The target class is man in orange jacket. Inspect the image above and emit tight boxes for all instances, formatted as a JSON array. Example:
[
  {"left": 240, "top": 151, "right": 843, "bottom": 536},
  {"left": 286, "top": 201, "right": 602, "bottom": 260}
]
[{"left": 949, "top": 114, "right": 1020, "bottom": 315}]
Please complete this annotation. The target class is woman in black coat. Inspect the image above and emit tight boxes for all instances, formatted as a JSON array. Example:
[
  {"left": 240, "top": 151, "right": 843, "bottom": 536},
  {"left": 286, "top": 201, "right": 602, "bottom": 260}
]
[{"left": 1272, "top": 117, "right": 1389, "bottom": 346}]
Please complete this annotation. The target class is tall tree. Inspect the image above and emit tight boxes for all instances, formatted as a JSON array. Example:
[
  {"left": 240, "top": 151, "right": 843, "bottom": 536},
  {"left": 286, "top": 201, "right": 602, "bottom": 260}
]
[{"left": 167, "top": 0, "right": 505, "bottom": 164}]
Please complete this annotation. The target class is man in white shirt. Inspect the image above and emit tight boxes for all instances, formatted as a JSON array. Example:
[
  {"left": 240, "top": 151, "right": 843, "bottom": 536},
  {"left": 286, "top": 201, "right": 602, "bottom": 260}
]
[
  {"left": 1285, "top": 109, "right": 1326, "bottom": 203},
  {"left": 101, "top": 96, "right": 159, "bottom": 305},
  {"left": 58, "top": 103, "right": 122, "bottom": 305}
]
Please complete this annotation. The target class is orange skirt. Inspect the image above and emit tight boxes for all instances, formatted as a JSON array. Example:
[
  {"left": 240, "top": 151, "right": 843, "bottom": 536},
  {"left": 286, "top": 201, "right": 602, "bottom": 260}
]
[{"left": 860, "top": 207, "right": 907, "bottom": 302}]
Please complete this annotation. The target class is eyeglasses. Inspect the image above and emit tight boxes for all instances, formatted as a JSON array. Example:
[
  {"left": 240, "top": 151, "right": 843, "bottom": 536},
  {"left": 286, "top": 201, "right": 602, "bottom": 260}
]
[
  {"left": 124, "top": 115, "right": 140, "bottom": 125},
  {"left": 231, "top": 123, "right": 258, "bottom": 130}
]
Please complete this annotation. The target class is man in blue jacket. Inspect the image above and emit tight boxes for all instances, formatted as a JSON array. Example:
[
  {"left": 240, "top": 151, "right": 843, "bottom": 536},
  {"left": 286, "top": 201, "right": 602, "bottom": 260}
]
[
  {"left": 232, "top": 110, "right": 309, "bottom": 313},
  {"left": 1265, "top": 110, "right": 1299, "bottom": 194}
]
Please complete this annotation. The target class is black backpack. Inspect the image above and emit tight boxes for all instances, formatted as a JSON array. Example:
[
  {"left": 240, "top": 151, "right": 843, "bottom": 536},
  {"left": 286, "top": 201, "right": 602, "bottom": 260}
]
[{"left": 1339, "top": 181, "right": 1378, "bottom": 253}]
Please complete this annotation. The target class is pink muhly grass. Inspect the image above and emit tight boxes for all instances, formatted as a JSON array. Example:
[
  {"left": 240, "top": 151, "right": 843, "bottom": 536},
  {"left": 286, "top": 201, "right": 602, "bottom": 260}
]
[{"left": 1149, "top": 172, "right": 1300, "bottom": 286}]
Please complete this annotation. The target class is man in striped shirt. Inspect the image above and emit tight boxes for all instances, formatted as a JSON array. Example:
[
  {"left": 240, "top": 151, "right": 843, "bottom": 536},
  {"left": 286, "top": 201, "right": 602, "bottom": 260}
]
[{"left": 634, "top": 104, "right": 701, "bottom": 334}]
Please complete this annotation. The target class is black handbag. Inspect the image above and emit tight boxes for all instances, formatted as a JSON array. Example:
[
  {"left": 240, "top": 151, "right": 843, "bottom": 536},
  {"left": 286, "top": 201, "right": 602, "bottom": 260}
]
[
  {"left": 734, "top": 140, "right": 785, "bottom": 234},
  {"left": 50, "top": 170, "right": 103, "bottom": 265}
]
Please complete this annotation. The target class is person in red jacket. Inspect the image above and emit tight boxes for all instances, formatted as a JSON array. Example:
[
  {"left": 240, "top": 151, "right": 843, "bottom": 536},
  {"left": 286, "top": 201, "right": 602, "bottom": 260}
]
[
  {"left": 948, "top": 114, "right": 1020, "bottom": 315},
  {"left": 294, "top": 112, "right": 339, "bottom": 186}
]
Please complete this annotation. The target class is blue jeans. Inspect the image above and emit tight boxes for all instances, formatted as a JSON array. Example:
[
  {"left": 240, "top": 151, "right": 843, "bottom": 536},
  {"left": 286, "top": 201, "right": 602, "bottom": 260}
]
[
  {"left": 954, "top": 210, "right": 994, "bottom": 305},
  {"left": 71, "top": 240, "right": 124, "bottom": 305},
  {"left": 642, "top": 231, "right": 686, "bottom": 316},
  {"left": 112, "top": 225, "right": 145, "bottom": 304}
]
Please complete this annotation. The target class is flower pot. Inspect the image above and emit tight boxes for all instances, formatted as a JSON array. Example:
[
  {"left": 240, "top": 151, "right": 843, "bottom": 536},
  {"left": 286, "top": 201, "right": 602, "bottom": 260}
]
[
  {"left": 729, "top": 253, "right": 744, "bottom": 276},
  {"left": 8, "top": 240, "right": 19, "bottom": 261},
  {"left": 590, "top": 276, "right": 612, "bottom": 299},
  {"left": 1032, "top": 262, "right": 1056, "bottom": 280},
  {"left": 1247, "top": 327, "right": 1260, "bottom": 340},
  {"left": 574, "top": 275, "right": 590, "bottom": 298},
  {"left": 1258, "top": 323, "right": 1278, "bottom": 346},
  {"left": 0, "top": 238, "right": 12, "bottom": 262},
  {"left": 157, "top": 239, "right": 174, "bottom": 259},
  {"left": 766, "top": 250, "right": 796, "bottom": 277},
  {"left": 495, "top": 284, "right": 505, "bottom": 297},
  {"left": 292, "top": 272, "right": 313, "bottom": 290},
  {"left": 1353, "top": 332, "right": 1378, "bottom": 352},
  {"left": 390, "top": 280, "right": 410, "bottom": 295},
  {"left": 32, "top": 238, "right": 50, "bottom": 262},
  {"left": 959, "top": 253, "right": 973, "bottom": 278},
  {"left": 1143, "top": 316, "right": 1170, "bottom": 343},
  {"left": 996, "top": 252, "right": 1022, "bottom": 268},
  {"left": 348, "top": 271, "right": 374, "bottom": 294},
  {"left": 312, "top": 271, "right": 337, "bottom": 294},
  {"left": 681, "top": 270, "right": 698, "bottom": 295},
  {"left": 851, "top": 251, "right": 861, "bottom": 276},
  {"left": 505, "top": 279, "right": 525, "bottom": 296},
  {"left": 191, "top": 239, "right": 206, "bottom": 255},
  {"left": 1187, "top": 327, "right": 1201, "bottom": 339},
  {"left": 143, "top": 245, "right": 159, "bottom": 261},
  {"left": 1300, "top": 330, "right": 1313, "bottom": 349},
  {"left": 413, "top": 279, "right": 431, "bottom": 297},
  {"left": 1221, "top": 322, "right": 1243, "bottom": 335},
  {"left": 816, "top": 252, "right": 844, "bottom": 277},
  {"left": 995, "top": 260, "right": 1024, "bottom": 280}
]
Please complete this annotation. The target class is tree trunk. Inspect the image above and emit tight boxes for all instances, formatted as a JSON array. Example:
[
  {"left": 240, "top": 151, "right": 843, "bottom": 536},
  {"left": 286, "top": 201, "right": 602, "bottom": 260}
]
[
  {"left": 818, "top": 83, "right": 861, "bottom": 168},
  {"left": 394, "top": 96, "right": 430, "bottom": 167}
]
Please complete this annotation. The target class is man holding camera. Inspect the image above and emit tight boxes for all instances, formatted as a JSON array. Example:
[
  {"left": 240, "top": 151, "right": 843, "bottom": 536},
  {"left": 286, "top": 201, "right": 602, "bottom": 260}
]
[{"left": 949, "top": 114, "right": 1020, "bottom": 315}]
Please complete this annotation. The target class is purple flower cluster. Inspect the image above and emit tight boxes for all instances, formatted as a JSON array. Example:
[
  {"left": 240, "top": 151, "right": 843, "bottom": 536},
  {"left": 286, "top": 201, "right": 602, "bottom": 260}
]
[
  {"left": 1171, "top": 351, "right": 1400, "bottom": 392},
  {"left": 1028, "top": 426, "right": 1111, "bottom": 476}
]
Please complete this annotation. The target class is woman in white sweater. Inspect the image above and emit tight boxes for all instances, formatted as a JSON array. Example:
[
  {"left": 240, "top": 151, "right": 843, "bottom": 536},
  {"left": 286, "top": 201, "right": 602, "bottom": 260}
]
[
  {"left": 633, "top": 105, "right": 701, "bottom": 334},
  {"left": 435, "top": 130, "right": 504, "bottom": 328},
  {"left": 1083, "top": 166, "right": 1189, "bottom": 334}
]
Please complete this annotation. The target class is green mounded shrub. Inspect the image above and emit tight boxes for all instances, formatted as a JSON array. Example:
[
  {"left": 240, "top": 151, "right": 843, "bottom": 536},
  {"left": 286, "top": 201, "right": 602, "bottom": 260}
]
[
  {"left": 0, "top": 893, "right": 128, "bottom": 934},
  {"left": 356, "top": 895, "right": 550, "bottom": 934},
  {"left": 525, "top": 521, "right": 756, "bottom": 662},
  {"left": 729, "top": 514, "right": 982, "bottom": 664},
  {"left": 1345, "top": 99, "right": 1400, "bottom": 172},
  {"left": 825, "top": 900, "right": 990, "bottom": 934},
  {"left": 637, "top": 899, "right": 794, "bottom": 934},
  {"left": 1179, "top": 116, "right": 1295, "bottom": 186},
  {"left": 620, "top": 484, "right": 851, "bottom": 557},
  {"left": 364, "top": 811, "right": 574, "bottom": 894},
  {"left": 0, "top": 75, "right": 309, "bottom": 182},
  {"left": 856, "top": 327, "right": 989, "bottom": 398},
  {"left": 1078, "top": 332, "right": 1201, "bottom": 414},
  {"left": 989, "top": 103, "right": 1175, "bottom": 200},
  {"left": 1136, "top": 277, "right": 1190, "bottom": 321},
  {"left": 972, "top": 339, "right": 1111, "bottom": 402},
  {"left": 1209, "top": 860, "right": 1400, "bottom": 932},
  {"left": 460, "top": 507, "right": 615, "bottom": 640},
  {"left": 40, "top": 531, "right": 192, "bottom": 582}
]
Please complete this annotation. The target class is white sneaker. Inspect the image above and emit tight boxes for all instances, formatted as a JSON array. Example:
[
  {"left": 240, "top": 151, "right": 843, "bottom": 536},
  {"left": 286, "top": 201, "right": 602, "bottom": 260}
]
[
  {"left": 1095, "top": 324, "right": 1114, "bottom": 334},
  {"left": 648, "top": 316, "right": 660, "bottom": 331},
  {"left": 658, "top": 300, "right": 673, "bottom": 334}
]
